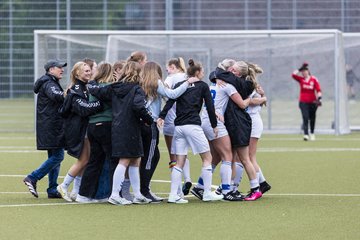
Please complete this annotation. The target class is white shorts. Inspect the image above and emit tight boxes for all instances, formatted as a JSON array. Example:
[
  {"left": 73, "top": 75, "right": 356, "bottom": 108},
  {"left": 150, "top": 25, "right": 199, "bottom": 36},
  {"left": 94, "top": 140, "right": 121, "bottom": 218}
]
[
  {"left": 250, "top": 113, "right": 263, "bottom": 139},
  {"left": 163, "top": 121, "right": 175, "bottom": 136},
  {"left": 201, "top": 118, "right": 228, "bottom": 141},
  {"left": 171, "top": 125, "right": 210, "bottom": 155}
]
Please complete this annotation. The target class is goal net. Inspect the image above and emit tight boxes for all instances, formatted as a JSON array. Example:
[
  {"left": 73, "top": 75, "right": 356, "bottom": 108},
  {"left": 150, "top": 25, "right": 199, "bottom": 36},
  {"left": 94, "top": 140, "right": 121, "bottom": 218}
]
[{"left": 34, "top": 30, "right": 350, "bottom": 134}]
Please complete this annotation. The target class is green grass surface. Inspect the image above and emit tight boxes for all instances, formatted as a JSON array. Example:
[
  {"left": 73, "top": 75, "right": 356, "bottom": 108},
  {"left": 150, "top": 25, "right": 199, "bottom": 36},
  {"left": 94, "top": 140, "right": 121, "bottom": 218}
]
[{"left": 0, "top": 132, "right": 360, "bottom": 240}]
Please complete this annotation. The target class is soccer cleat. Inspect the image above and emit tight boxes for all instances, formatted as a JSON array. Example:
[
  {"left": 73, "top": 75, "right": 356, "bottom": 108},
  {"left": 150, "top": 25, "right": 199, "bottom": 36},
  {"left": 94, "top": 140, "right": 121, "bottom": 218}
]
[
  {"left": 149, "top": 191, "right": 164, "bottom": 201},
  {"left": 168, "top": 194, "right": 188, "bottom": 204},
  {"left": 132, "top": 195, "right": 152, "bottom": 204},
  {"left": 232, "top": 190, "right": 246, "bottom": 199},
  {"left": 182, "top": 181, "right": 193, "bottom": 196},
  {"left": 259, "top": 181, "right": 272, "bottom": 194},
  {"left": 47, "top": 191, "right": 62, "bottom": 199},
  {"left": 93, "top": 198, "right": 109, "bottom": 203},
  {"left": 108, "top": 195, "right": 132, "bottom": 205},
  {"left": 222, "top": 191, "right": 244, "bottom": 201},
  {"left": 203, "top": 191, "right": 224, "bottom": 202},
  {"left": 244, "top": 189, "right": 262, "bottom": 201},
  {"left": 56, "top": 184, "right": 72, "bottom": 202},
  {"left": 303, "top": 135, "right": 309, "bottom": 141},
  {"left": 309, "top": 134, "right": 316, "bottom": 141},
  {"left": 23, "top": 176, "right": 39, "bottom": 198},
  {"left": 190, "top": 187, "right": 204, "bottom": 200},
  {"left": 144, "top": 193, "right": 162, "bottom": 204},
  {"left": 75, "top": 194, "right": 97, "bottom": 204},
  {"left": 215, "top": 185, "right": 222, "bottom": 195}
]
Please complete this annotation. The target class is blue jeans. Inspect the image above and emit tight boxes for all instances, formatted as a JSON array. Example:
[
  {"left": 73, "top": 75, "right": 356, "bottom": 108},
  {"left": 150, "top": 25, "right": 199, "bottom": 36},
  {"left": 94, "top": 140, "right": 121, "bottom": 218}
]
[{"left": 28, "top": 148, "right": 64, "bottom": 194}]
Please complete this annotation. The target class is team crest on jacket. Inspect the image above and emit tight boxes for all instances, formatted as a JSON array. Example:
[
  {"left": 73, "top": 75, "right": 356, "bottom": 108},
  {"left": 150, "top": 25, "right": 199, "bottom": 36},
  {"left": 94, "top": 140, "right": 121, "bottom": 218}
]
[{"left": 75, "top": 85, "right": 79, "bottom": 90}]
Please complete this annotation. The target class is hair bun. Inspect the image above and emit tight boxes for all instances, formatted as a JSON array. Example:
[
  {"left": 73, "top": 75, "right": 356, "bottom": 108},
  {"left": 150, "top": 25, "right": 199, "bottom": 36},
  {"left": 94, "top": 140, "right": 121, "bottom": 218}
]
[
  {"left": 188, "top": 59, "right": 194, "bottom": 66},
  {"left": 303, "top": 62, "right": 309, "bottom": 67}
]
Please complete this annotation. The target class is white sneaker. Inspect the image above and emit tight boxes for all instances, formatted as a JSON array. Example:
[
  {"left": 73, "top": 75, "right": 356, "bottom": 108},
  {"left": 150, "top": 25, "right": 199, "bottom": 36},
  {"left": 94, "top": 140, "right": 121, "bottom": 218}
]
[
  {"left": 149, "top": 191, "right": 164, "bottom": 201},
  {"left": 303, "top": 135, "right": 309, "bottom": 141},
  {"left": 108, "top": 195, "right": 132, "bottom": 205},
  {"left": 309, "top": 134, "right": 316, "bottom": 141},
  {"left": 70, "top": 192, "right": 77, "bottom": 202},
  {"left": 168, "top": 194, "right": 188, "bottom": 204},
  {"left": 203, "top": 191, "right": 224, "bottom": 202},
  {"left": 94, "top": 198, "right": 109, "bottom": 203},
  {"left": 57, "top": 185, "right": 72, "bottom": 202},
  {"left": 133, "top": 195, "right": 151, "bottom": 204},
  {"left": 75, "top": 194, "right": 96, "bottom": 204}
]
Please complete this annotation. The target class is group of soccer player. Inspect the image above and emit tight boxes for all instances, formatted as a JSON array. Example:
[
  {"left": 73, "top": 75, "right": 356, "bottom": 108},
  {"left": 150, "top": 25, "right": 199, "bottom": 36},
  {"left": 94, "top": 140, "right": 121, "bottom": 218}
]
[{"left": 25, "top": 51, "right": 271, "bottom": 205}]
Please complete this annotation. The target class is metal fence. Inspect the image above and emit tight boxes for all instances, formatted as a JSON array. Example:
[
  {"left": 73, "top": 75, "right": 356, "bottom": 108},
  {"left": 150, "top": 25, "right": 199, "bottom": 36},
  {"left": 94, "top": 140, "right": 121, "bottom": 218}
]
[{"left": 1, "top": 0, "right": 360, "bottom": 98}]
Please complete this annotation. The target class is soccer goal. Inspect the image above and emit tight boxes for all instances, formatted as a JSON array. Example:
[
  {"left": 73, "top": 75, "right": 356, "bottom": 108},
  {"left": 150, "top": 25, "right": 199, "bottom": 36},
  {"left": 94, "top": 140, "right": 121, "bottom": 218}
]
[{"left": 34, "top": 30, "right": 350, "bottom": 134}]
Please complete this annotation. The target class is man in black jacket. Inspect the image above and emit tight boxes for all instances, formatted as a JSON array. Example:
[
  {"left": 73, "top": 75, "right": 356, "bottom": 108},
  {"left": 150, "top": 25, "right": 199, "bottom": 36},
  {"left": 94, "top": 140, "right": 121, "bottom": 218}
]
[{"left": 23, "top": 59, "right": 67, "bottom": 198}]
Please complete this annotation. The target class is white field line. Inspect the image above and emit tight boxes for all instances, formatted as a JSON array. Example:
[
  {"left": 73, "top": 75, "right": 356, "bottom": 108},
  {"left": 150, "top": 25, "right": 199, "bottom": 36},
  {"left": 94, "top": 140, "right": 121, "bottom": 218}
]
[{"left": 1, "top": 147, "right": 360, "bottom": 154}]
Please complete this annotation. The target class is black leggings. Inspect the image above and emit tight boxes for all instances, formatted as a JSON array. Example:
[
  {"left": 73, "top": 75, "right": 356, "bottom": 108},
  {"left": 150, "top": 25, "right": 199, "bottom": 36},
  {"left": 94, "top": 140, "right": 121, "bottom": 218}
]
[
  {"left": 140, "top": 122, "right": 160, "bottom": 195},
  {"left": 299, "top": 102, "right": 318, "bottom": 135}
]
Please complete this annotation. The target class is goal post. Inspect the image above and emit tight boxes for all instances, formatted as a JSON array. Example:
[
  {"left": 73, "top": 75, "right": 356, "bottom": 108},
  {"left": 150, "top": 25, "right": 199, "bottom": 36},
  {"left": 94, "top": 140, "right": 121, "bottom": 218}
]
[{"left": 34, "top": 30, "right": 350, "bottom": 134}]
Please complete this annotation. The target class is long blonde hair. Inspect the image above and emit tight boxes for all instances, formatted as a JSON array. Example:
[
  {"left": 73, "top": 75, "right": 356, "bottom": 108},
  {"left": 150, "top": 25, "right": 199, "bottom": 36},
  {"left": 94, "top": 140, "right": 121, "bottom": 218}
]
[
  {"left": 233, "top": 61, "right": 263, "bottom": 88},
  {"left": 93, "top": 62, "right": 114, "bottom": 83},
  {"left": 140, "top": 62, "right": 162, "bottom": 99},
  {"left": 218, "top": 59, "right": 235, "bottom": 71},
  {"left": 69, "top": 61, "right": 88, "bottom": 86},
  {"left": 118, "top": 61, "right": 142, "bottom": 84}
]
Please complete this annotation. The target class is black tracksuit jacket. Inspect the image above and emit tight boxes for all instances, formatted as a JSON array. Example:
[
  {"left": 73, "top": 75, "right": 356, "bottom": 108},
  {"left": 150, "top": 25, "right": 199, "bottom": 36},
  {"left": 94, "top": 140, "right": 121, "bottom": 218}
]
[
  {"left": 159, "top": 80, "right": 217, "bottom": 128},
  {"left": 59, "top": 79, "right": 102, "bottom": 158},
  {"left": 209, "top": 68, "right": 255, "bottom": 147},
  {"left": 89, "top": 81, "right": 153, "bottom": 158},
  {"left": 34, "top": 73, "right": 65, "bottom": 150}
]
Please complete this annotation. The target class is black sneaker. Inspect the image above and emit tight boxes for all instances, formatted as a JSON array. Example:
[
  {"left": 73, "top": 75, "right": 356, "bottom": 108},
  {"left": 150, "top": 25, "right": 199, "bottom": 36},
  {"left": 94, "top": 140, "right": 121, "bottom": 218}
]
[
  {"left": 23, "top": 176, "right": 38, "bottom": 198},
  {"left": 215, "top": 185, "right": 222, "bottom": 195},
  {"left": 190, "top": 187, "right": 204, "bottom": 200},
  {"left": 182, "top": 181, "right": 192, "bottom": 196},
  {"left": 48, "top": 191, "right": 62, "bottom": 199},
  {"left": 223, "top": 191, "right": 244, "bottom": 201},
  {"left": 144, "top": 192, "right": 161, "bottom": 204},
  {"left": 232, "top": 190, "right": 246, "bottom": 199},
  {"left": 260, "top": 181, "right": 271, "bottom": 194}
]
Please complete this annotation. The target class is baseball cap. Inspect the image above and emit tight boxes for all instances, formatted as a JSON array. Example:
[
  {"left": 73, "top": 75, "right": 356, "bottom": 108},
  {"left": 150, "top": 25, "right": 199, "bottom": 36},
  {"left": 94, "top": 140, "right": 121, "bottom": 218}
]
[{"left": 44, "top": 59, "right": 67, "bottom": 71}]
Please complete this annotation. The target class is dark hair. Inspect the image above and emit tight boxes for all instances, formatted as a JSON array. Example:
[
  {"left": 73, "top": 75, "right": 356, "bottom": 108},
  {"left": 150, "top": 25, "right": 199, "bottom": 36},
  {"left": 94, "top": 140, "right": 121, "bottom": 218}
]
[
  {"left": 299, "top": 62, "right": 309, "bottom": 71},
  {"left": 186, "top": 59, "right": 202, "bottom": 77}
]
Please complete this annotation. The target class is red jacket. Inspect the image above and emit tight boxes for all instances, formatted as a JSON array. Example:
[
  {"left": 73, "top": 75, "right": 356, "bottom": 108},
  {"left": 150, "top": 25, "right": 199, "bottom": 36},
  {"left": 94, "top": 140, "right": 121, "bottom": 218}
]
[{"left": 292, "top": 74, "right": 321, "bottom": 103}]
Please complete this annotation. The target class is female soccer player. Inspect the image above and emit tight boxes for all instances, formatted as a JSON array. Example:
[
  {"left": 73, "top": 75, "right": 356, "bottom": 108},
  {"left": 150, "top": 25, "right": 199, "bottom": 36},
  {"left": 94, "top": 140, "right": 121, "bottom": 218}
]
[
  {"left": 163, "top": 57, "right": 193, "bottom": 196},
  {"left": 196, "top": 59, "right": 250, "bottom": 201},
  {"left": 158, "top": 59, "right": 223, "bottom": 203},
  {"left": 139, "top": 61, "right": 198, "bottom": 202},
  {"left": 292, "top": 62, "right": 322, "bottom": 141},
  {"left": 89, "top": 61, "right": 154, "bottom": 205},
  {"left": 57, "top": 61, "right": 103, "bottom": 202}
]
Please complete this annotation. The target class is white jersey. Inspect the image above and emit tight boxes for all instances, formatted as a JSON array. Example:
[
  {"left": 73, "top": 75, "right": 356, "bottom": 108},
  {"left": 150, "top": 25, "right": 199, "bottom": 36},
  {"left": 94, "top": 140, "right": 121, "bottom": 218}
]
[
  {"left": 163, "top": 72, "right": 187, "bottom": 135},
  {"left": 247, "top": 90, "right": 262, "bottom": 115},
  {"left": 201, "top": 82, "right": 237, "bottom": 119}
]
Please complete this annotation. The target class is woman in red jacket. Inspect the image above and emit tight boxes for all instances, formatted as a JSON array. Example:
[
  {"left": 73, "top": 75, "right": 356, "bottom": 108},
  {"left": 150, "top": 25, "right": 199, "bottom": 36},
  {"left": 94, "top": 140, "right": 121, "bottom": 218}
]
[{"left": 292, "top": 62, "right": 322, "bottom": 141}]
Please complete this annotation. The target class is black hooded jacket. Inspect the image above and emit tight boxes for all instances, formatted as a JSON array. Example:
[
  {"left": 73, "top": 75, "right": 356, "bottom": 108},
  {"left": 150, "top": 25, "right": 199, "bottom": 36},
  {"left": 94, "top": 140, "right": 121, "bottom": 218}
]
[
  {"left": 59, "top": 79, "right": 102, "bottom": 158},
  {"left": 34, "top": 73, "right": 65, "bottom": 150},
  {"left": 89, "top": 81, "right": 153, "bottom": 158},
  {"left": 209, "top": 67, "right": 255, "bottom": 147}
]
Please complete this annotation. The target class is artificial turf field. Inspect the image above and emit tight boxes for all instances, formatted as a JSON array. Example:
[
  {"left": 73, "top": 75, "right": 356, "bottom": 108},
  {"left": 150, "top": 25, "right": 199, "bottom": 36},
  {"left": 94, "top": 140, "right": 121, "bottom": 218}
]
[{"left": 0, "top": 100, "right": 360, "bottom": 240}]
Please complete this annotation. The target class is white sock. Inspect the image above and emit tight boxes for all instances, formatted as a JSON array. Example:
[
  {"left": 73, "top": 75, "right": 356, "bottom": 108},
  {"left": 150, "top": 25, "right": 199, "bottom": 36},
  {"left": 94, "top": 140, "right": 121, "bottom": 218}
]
[
  {"left": 256, "top": 171, "right": 260, "bottom": 183},
  {"left": 62, "top": 173, "right": 75, "bottom": 190},
  {"left": 250, "top": 178, "right": 260, "bottom": 190},
  {"left": 111, "top": 164, "right": 126, "bottom": 197},
  {"left": 170, "top": 167, "right": 182, "bottom": 195},
  {"left": 71, "top": 176, "right": 82, "bottom": 194},
  {"left": 258, "top": 168, "right": 266, "bottom": 183},
  {"left": 233, "top": 162, "right": 244, "bottom": 188},
  {"left": 129, "top": 166, "right": 142, "bottom": 198},
  {"left": 220, "top": 161, "right": 232, "bottom": 194},
  {"left": 183, "top": 158, "right": 191, "bottom": 182},
  {"left": 201, "top": 165, "right": 213, "bottom": 195}
]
